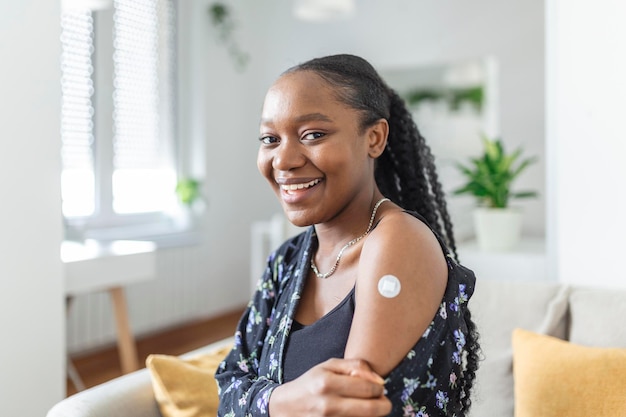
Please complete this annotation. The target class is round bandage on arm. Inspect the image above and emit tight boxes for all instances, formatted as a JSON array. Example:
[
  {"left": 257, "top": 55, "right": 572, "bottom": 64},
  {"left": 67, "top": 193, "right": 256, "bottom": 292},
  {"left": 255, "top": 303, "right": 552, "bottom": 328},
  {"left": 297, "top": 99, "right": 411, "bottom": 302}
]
[{"left": 377, "top": 275, "right": 401, "bottom": 298}]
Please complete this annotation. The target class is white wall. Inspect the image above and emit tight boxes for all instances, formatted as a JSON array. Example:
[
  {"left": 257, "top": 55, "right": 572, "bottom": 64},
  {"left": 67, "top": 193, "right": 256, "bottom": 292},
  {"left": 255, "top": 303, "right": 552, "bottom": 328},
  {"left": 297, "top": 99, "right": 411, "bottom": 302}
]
[
  {"left": 546, "top": 0, "right": 626, "bottom": 289},
  {"left": 176, "top": 0, "right": 273, "bottom": 313},
  {"left": 0, "top": 1, "right": 65, "bottom": 414}
]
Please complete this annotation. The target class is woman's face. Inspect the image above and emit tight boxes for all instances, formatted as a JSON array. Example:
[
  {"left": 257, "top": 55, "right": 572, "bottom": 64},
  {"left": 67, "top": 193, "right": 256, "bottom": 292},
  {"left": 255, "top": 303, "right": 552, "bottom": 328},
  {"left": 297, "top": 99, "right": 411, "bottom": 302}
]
[{"left": 258, "top": 71, "right": 383, "bottom": 227}]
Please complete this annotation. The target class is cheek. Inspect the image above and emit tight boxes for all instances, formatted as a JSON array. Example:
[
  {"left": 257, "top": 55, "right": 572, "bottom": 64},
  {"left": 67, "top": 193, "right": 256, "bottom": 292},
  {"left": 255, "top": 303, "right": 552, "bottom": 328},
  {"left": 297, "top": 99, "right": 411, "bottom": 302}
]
[{"left": 323, "top": 143, "right": 365, "bottom": 175}]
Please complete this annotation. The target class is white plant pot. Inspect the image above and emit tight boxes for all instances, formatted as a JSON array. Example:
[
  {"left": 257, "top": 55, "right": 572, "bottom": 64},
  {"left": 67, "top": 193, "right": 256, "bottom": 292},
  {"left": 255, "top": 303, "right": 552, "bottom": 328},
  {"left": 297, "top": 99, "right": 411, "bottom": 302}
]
[{"left": 473, "top": 207, "right": 522, "bottom": 251}]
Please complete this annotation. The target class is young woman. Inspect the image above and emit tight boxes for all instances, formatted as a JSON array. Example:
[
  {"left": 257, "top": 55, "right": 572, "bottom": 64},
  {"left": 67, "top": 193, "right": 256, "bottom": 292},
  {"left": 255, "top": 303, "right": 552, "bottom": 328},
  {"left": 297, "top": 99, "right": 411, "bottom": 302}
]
[{"left": 215, "top": 54, "right": 480, "bottom": 417}]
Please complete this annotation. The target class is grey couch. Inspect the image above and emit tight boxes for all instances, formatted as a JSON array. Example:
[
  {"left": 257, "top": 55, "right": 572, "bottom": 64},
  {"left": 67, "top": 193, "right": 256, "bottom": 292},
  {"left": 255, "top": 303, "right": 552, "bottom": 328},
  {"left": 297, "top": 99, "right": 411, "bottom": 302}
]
[{"left": 47, "top": 279, "right": 626, "bottom": 417}]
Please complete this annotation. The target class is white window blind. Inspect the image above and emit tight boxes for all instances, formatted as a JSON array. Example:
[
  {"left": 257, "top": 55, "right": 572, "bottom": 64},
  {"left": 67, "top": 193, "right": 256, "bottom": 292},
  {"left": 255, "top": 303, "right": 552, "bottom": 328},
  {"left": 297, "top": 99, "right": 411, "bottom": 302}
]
[
  {"left": 60, "top": 10, "right": 96, "bottom": 218},
  {"left": 61, "top": 0, "right": 178, "bottom": 224}
]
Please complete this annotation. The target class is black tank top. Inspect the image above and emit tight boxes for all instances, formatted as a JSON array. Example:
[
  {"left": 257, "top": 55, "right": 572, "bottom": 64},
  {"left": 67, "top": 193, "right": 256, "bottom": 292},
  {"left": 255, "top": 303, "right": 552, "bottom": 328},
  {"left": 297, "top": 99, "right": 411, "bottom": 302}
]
[{"left": 282, "top": 287, "right": 356, "bottom": 383}]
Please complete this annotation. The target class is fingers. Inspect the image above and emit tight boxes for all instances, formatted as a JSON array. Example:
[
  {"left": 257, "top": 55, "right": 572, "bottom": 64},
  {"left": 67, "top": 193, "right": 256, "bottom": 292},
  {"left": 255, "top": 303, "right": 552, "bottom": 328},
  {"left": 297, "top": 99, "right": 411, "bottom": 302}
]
[
  {"left": 311, "top": 358, "right": 386, "bottom": 399},
  {"left": 315, "top": 372, "right": 385, "bottom": 399},
  {"left": 323, "top": 358, "right": 385, "bottom": 385},
  {"left": 269, "top": 359, "right": 391, "bottom": 417},
  {"left": 349, "top": 367, "right": 386, "bottom": 385}
]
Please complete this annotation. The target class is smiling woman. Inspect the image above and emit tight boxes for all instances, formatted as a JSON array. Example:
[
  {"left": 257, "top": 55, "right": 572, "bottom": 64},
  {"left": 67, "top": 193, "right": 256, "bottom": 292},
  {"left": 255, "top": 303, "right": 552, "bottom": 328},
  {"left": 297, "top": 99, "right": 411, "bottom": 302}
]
[{"left": 215, "top": 54, "right": 480, "bottom": 417}]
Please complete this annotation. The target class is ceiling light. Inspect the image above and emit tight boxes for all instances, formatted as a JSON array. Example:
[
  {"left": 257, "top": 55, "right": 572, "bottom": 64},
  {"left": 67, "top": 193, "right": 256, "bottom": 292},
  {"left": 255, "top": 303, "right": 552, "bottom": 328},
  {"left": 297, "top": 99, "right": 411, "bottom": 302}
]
[{"left": 293, "top": 0, "right": 356, "bottom": 22}]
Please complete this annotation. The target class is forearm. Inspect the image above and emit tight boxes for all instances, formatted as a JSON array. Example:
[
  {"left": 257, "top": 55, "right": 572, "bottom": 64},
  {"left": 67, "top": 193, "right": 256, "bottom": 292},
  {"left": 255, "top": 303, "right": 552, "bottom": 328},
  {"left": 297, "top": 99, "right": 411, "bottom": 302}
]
[{"left": 217, "top": 369, "right": 279, "bottom": 416}]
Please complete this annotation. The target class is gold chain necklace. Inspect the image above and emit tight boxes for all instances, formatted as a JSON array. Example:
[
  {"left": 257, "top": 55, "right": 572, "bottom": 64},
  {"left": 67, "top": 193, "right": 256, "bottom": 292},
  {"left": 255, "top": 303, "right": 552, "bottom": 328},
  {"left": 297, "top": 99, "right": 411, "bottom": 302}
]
[{"left": 310, "top": 197, "right": 390, "bottom": 279}]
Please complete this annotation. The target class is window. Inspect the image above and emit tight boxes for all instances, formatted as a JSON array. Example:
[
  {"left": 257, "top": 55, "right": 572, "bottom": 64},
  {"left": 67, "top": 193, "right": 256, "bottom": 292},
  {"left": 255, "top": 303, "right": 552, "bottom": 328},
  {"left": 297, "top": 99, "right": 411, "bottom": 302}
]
[{"left": 61, "top": 0, "right": 179, "bottom": 238}]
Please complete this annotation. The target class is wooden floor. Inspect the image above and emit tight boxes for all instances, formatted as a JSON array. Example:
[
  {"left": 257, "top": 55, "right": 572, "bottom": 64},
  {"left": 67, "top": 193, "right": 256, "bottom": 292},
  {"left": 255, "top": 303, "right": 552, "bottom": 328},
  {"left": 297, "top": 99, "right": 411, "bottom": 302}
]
[{"left": 66, "top": 307, "right": 245, "bottom": 396}]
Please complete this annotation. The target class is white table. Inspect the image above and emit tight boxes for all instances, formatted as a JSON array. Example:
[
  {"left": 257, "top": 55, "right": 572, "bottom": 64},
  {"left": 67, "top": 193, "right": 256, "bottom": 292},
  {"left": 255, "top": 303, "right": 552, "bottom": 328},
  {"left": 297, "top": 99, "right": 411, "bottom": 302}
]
[{"left": 62, "top": 239, "right": 156, "bottom": 386}]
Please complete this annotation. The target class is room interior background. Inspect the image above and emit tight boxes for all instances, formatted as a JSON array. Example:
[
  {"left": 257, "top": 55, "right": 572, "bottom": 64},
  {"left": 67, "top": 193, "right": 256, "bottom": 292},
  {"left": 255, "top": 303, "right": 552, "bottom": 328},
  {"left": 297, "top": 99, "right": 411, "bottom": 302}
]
[
  {"left": 64, "top": 0, "right": 546, "bottom": 355},
  {"left": 1, "top": 0, "right": 624, "bottom": 415}
]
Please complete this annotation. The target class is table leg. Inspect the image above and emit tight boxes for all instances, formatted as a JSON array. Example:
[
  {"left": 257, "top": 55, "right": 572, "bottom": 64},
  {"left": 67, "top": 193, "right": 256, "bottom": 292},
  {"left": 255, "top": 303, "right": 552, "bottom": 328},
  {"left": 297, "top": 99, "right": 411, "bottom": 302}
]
[
  {"left": 109, "top": 287, "right": 139, "bottom": 373},
  {"left": 66, "top": 296, "right": 86, "bottom": 392}
]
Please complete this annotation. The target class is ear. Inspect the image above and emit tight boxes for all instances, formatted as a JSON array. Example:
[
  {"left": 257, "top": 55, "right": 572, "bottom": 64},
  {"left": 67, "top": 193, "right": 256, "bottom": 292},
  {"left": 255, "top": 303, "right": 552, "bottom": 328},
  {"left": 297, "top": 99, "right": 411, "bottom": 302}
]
[{"left": 366, "top": 118, "right": 389, "bottom": 158}]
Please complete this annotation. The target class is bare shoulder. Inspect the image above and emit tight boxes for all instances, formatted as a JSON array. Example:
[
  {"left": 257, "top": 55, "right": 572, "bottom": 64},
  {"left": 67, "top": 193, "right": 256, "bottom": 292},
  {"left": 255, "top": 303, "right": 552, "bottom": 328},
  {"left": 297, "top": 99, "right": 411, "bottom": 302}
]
[{"left": 360, "top": 209, "right": 447, "bottom": 279}]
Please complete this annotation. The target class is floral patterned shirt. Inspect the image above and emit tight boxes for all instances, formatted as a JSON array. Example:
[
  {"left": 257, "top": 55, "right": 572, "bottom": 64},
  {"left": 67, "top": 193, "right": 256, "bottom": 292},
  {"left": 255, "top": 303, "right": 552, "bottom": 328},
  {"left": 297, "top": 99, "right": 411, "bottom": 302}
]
[{"left": 215, "top": 212, "right": 477, "bottom": 417}]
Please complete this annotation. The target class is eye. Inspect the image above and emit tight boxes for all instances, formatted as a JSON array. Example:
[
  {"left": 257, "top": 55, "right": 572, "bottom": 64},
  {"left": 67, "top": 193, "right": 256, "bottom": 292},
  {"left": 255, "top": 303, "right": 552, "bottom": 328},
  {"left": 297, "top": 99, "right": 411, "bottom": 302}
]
[
  {"left": 259, "top": 135, "right": 279, "bottom": 145},
  {"left": 302, "top": 132, "right": 325, "bottom": 141}
]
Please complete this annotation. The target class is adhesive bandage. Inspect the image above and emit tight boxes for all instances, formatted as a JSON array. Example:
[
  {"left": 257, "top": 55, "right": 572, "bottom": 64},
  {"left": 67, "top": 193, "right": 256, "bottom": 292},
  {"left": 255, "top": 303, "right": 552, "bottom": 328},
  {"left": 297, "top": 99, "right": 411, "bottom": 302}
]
[{"left": 377, "top": 274, "right": 401, "bottom": 298}]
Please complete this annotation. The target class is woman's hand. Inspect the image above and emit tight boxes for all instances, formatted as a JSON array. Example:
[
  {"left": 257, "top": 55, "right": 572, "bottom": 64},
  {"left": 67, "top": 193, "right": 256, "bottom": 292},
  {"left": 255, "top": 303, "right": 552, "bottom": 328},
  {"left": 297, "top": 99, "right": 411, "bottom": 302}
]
[{"left": 268, "top": 358, "right": 391, "bottom": 417}]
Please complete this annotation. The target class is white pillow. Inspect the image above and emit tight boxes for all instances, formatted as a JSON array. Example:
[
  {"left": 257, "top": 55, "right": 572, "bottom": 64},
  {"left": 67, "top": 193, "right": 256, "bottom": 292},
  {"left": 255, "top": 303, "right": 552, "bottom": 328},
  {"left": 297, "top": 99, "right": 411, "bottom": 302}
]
[
  {"left": 569, "top": 286, "right": 626, "bottom": 348},
  {"left": 467, "top": 279, "right": 569, "bottom": 417}
]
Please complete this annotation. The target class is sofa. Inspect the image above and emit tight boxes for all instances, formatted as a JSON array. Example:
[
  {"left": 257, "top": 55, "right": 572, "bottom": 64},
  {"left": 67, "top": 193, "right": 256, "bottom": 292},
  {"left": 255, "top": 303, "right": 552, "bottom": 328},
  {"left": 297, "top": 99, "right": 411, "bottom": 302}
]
[{"left": 46, "top": 278, "right": 626, "bottom": 417}]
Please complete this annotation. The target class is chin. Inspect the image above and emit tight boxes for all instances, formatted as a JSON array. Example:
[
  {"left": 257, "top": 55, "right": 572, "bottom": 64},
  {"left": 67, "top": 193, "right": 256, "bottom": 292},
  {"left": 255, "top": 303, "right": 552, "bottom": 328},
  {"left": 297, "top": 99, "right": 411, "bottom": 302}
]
[{"left": 283, "top": 210, "right": 314, "bottom": 228}]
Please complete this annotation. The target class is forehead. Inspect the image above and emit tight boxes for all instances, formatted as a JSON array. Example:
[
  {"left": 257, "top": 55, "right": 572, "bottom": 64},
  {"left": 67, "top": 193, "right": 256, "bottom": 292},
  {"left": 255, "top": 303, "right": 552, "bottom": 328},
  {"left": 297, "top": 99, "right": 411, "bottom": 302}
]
[{"left": 261, "top": 71, "right": 345, "bottom": 122}]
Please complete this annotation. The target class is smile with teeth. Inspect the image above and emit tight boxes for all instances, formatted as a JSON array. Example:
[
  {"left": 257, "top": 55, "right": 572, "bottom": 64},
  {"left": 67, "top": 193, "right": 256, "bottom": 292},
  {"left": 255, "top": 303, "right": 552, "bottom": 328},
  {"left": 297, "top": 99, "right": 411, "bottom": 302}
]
[{"left": 280, "top": 179, "right": 321, "bottom": 191}]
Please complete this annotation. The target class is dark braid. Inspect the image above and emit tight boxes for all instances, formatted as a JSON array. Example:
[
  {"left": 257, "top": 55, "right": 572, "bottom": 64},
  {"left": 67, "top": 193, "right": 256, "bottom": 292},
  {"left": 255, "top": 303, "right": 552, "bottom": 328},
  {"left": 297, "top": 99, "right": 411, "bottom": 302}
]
[
  {"left": 286, "top": 54, "right": 480, "bottom": 416},
  {"left": 459, "top": 307, "right": 481, "bottom": 414},
  {"left": 383, "top": 89, "right": 458, "bottom": 258}
]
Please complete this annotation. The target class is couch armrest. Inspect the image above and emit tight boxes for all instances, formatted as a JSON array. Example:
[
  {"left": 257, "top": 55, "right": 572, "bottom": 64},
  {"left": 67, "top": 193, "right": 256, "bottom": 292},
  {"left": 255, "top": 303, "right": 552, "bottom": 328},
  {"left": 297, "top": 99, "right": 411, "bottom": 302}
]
[
  {"left": 46, "top": 337, "right": 235, "bottom": 417},
  {"left": 47, "top": 368, "right": 160, "bottom": 417}
]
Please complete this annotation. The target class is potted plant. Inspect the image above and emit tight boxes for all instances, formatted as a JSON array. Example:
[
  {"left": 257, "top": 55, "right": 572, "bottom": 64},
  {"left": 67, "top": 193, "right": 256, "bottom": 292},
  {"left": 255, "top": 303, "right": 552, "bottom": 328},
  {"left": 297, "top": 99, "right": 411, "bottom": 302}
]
[
  {"left": 174, "top": 177, "right": 205, "bottom": 229},
  {"left": 175, "top": 177, "right": 201, "bottom": 207},
  {"left": 453, "top": 135, "right": 538, "bottom": 251}
]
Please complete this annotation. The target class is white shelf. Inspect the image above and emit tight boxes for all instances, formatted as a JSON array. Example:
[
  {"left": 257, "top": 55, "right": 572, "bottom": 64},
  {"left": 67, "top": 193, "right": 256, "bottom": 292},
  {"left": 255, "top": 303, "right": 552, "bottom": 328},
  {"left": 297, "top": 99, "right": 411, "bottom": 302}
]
[{"left": 457, "top": 237, "right": 549, "bottom": 282}]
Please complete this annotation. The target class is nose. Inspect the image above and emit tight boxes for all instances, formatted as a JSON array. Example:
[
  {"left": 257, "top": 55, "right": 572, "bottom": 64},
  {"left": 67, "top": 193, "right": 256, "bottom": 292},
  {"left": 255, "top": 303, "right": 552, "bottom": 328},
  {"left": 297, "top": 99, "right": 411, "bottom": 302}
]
[{"left": 272, "top": 138, "right": 306, "bottom": 171}]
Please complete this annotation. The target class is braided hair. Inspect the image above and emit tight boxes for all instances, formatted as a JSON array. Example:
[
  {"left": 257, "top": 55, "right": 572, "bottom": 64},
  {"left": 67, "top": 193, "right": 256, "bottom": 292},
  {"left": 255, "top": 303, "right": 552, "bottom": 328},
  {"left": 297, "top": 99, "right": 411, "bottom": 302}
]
[{"left": 285, "top": 53, "right": 479, "bottom": 415}]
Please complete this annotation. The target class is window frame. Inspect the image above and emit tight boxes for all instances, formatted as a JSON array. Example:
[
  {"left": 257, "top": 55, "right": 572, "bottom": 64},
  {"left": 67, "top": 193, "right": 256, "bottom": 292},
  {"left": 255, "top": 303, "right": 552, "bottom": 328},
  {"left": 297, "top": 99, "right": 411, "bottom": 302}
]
[{"left": 62, "top": 1, "right": 198, "bottom": 246}]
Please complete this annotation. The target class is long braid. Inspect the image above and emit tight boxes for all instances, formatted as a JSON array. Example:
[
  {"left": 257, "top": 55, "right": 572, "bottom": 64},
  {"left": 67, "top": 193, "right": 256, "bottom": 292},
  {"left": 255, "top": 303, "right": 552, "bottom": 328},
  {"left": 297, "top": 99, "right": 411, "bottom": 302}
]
[
  {"left": 382, "top": 89, "right": 458, "bottom": 259},
  {"left": 459, "top": 308, "right": 481, "bottom": 414}
]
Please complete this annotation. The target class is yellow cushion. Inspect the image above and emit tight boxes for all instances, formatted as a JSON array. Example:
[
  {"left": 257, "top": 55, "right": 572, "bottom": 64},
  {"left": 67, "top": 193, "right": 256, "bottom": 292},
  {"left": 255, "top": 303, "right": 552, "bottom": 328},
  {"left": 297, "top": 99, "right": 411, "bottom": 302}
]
[
  {"left": 512, "top": 328, "right": 626, "bottom": 417},
  {"left": 146, "top": 344, "right": 233, "bottom": 417}
]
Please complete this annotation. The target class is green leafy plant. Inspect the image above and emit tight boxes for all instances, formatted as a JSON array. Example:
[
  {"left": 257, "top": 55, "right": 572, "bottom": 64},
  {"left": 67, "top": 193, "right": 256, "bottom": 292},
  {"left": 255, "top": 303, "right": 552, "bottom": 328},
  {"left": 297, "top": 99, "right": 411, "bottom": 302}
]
[
  {"left": 403, "top": 85, "right": 484, "bottom": 112},
  {"left": 404, "top": 88, "right": 445, "bottom": 106},
  {"left": 449, "top": 86, "right": 483, "bottom": 112},
  {"left": 453, "top": 135, "right": 538, "bottom": 208},
  {"left": 175, "top": 178, "right": 201, "bottom": 206}
]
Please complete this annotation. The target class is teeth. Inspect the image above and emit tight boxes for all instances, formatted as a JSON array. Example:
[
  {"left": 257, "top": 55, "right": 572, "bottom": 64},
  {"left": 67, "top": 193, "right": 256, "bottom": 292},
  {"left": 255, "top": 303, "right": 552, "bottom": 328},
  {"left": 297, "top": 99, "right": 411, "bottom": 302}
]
[{"left": 281, "top": 179, "right": 320, "bottom": 191}]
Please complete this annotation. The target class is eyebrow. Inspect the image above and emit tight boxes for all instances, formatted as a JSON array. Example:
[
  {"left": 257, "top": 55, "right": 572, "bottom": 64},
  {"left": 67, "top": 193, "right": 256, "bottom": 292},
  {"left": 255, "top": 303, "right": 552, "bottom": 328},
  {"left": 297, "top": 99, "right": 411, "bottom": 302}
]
[
  {"left": 295, "top": 113, "right": 333, "bottom": 123},
  {"left": 260, "top": 112, "right": 334, "bottom": 125}
]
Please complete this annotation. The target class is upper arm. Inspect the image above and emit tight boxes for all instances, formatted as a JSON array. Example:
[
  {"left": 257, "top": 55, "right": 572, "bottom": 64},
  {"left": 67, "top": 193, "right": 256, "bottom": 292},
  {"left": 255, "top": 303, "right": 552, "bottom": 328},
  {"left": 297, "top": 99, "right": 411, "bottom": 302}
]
[{"left": 344, "top": 212, "right": 448, "bottom": 377}]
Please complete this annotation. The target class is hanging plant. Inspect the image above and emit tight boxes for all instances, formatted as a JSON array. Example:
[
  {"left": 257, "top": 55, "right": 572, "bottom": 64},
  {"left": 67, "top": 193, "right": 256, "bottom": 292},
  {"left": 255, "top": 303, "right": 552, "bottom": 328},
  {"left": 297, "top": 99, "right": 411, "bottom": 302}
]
[{"left": 208, "top": 2, "right": 249, "bottom": 71}]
